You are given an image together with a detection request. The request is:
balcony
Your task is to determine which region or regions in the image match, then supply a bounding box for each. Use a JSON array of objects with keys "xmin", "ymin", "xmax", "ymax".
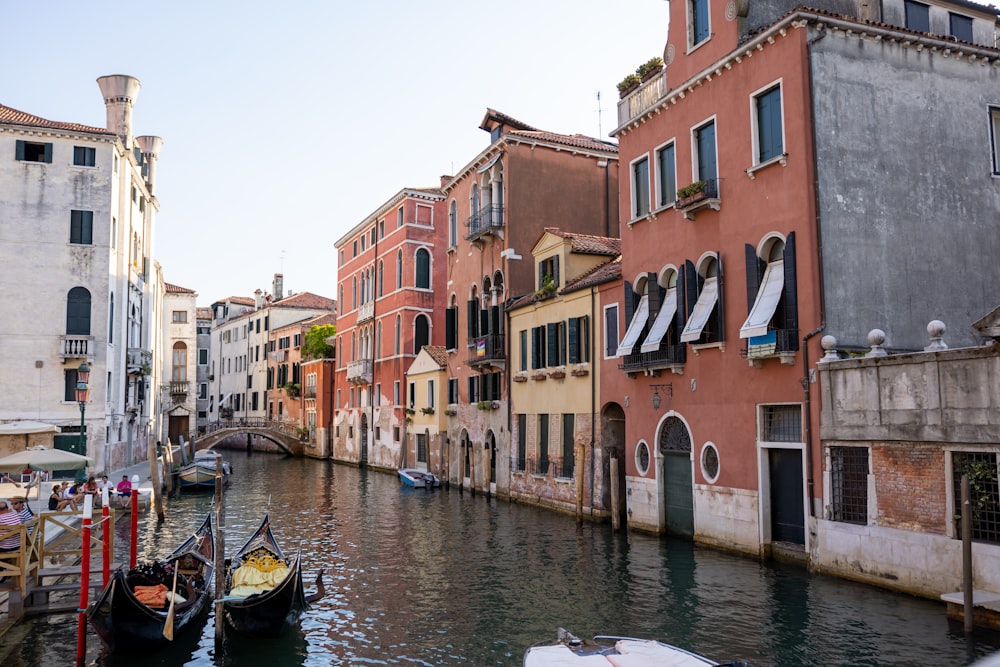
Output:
[
  {"xmin": 169, "ymin": 381, "xmax": 189, "ymax": 397},
  {"xmin": 617, "ymin": 70, "xmax": 667, "ymax": 127},
  {"xmin": 618, "ymin": 345, "xmax": 686, "ymax": 375},
  {"xmin": 127, "ymin": 347, "xmax": 152, "ymax": 375},
  {"xmin": 304, "ymin": 385, "xmax": 317, "ymax": 399},
  {"xmin": 60, "ymin": 335, "xmax": 94, "ymax": 361},
  {"xmin": 464, "ymin": 205, "xmax": 504, "ymax": 242},
  {"xmin": 347, "ymin": 358, "xmax": 373, "ymax": 385},
  {"xmin": 742, "ymin": 329, "xmax": 798, "ymax": 367},
  {"xmin": 468, "ymin": 334, "xmax": 505, "ymax": 368},
  {"xmin": 676, "ymin": 178, "xmax": 720, "ymax": 221},
  {"xmin": 357, "ymin": 301, "xmax": 374, "ymax": 323}
]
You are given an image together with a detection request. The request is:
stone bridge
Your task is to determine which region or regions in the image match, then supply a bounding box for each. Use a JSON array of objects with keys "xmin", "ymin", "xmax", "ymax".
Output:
[{"xmin": 191, "ymin": 419, "xmax": 305, "ymax": 457}]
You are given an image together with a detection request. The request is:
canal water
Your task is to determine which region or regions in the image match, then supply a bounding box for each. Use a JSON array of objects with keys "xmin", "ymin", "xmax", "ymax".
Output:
[{"xmin": 0, "ymin": 452, "xmax": 998, "ymax": 666}]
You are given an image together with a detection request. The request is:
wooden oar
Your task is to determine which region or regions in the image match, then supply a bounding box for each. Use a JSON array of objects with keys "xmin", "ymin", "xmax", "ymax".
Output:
[{"xmin": 163, "ymin": 564, "xmax": 180, "ymax": 640}]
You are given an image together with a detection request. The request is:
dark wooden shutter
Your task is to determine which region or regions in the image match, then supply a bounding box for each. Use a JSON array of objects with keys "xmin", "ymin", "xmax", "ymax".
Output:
[
  {"xmin": 15, "ymin": 140, "xmax": 25, "ymax": 161},
  {"xmin": 480, "ymin": 308, "xmax": 489, "ymax": 338},
  {"xmin": 547, "ymin": 323, "xmax": 558, "ymax": 367},
  {"xmin": 445, "ymin": 307, "xmax": 457, "ymax": 349},
  {"xmin": 66, "ymin": 287, "xmax": 91, "ymax": 335},
  {"xmin": 82, "ymin": 212, "xmax": 93, "ymax": 245},
  {"xmin": 582, "ymin": 315, "xmax": 590, "ymax": 362},
  {"xmin": 531, "ymin": 327, "xmax": 541, "ymax": 369},
  {"xmin": 716, "ymin": 253, "xmax": 725, "ymax": 343},
  {"xmin": 675, "ymin": 270, "xmax": 687, "ymax": 334},
  {"xmin": 647, "ymin": 272, "xmax": 661, "ymax": 319},
  {"xmin": 783, "ymin": 231, "xmax": 799, "ymax": 338},
  {"xmin": 745, "ymin": 243, "xmax": 764, "ymax": 311},
  {"xmin": 684, "ymin": 261, "xmax": 698, "ymax": 318},
  {"xmin": 491, "ymin": 372, "xmax": 501, "ymax": 399},
  {"xmin": 553, "ymin": 256, "xmax": 560, "ymax": 288},
  {"xmin": 467, "ymin": 300, "xmax": 478, "ymax": 337},
  {"xmin": 605, "ymin": 307, "xmax": 618, "ymax": 357},
  {"xmin": 568, "ymin": 318, "xmax": 580, "ymax": 364},
  {"xmin": 43, "ymin": 143, "xmax": 53, "ymax": 163},
  {"xmin": 490, "ymin": 305, "xmax": 500, "ymax": 335},
  {"xmin": 623, "ymin": 280, "xmax": 635, "ymax": 327}
]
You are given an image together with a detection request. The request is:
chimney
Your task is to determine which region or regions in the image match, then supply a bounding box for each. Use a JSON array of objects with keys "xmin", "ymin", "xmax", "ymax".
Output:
[
  {"xmin": 96, "ymin": 75, "xmax": 141, "ymax": 150},
  {"xmin": 254, "ymin": 289, "xmax": 264, "ymax": 310},
  {"xmin": 135, "ymin": 135, "xmax": 163, "ymax": 195},
  {"xmin": 273, "ymin": 274, "xmax": 284, "ymax": 302}
]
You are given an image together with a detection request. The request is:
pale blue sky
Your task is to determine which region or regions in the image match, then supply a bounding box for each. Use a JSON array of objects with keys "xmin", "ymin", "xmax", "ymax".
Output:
[{"xmin": 5, "ymin": 1, "xmax": 669, "ymax": 303}]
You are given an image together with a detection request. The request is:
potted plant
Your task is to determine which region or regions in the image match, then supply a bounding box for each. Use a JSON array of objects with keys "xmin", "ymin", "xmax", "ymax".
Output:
[
  {"xmin": 534, "ymin": 273, "xmax": 556, "ymax": 300},
  {"xmin": 636, "ymin": 56, "xmax": 664, "ymax": 82},
  {"xmin": 531, "ymin": 372, "xmax": 547, "ymax": 381},
  {"xmin": 405, "ymin": 407, "xmax": 416, "ymax": 415},
  {"xmin": 444, "ymin": 407, "xmax": 457, "ymax": 416},
  {"xmin": 490, "ymin": 400, "xmax": 501, "ymax": 410},
  {"xmin": 420, "ymin": 406, "xmax": 435, "ymax": 415},
  {"xmin": 548, "ymin": 369, "xmax": 566, "ymax": 379},
  {"xmin": 617, "ymin": 73, "xmax": 641, "ymax": 98},
  {"xmin": 676, "ymin": 181, "xmax": 708, "ymax": 207}
]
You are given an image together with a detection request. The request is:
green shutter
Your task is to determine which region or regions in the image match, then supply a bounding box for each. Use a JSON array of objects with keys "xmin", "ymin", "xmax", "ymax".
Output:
[{"xmin": 15, "ymin": 140, "xmax": 25, "ymax": 161}]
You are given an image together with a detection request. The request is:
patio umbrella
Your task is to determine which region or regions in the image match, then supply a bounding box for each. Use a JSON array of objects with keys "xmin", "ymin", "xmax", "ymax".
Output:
[{"xmin": 0, "ymin": 445, "xmax": 93, "ymax": 472}]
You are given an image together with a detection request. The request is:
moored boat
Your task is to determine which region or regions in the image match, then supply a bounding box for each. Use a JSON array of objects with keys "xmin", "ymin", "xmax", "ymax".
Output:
[
  {"xmin": 524, "ymin": 628, "xmax": 747, "ymax": 667},
  {"xmin": 88, "ymin": 515, "xmax": 215, "ymax": 653},
  {"xmin": 398, "ymin": 468, "xmax": 440, "ymax": 488},
  {"xmin": 221, "ymin": 514, "xmax": 309, "ymax": 637},
  {"xmin": 179, "ymin": 449, "xmax": 231, "ymax": 490}
]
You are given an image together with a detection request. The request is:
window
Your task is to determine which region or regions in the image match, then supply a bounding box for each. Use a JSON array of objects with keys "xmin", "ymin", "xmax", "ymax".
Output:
[
  {"xmin": 395, "ymin": 315, "xmax": 401, "ymax": 355},
  {"xmin": 760, "ymin": 405, "xmax": 802, "ymax": 442},
  {"xmin": 414, "ymin": 314, "xmax": 429, "ymax": 353},
  {"xmin": 449, "ymin": 200, "xmax": 457, "ymax": 246},
  {"xmin": 446, "ymin": 306, "xmax": 458, "ymax": 350},
  {"xmin": 70, "ymin": 210, "xmax": 94, "ymax": 245},
  {"xmin": 656, "ymin": 143, "xmax": 676, "ymax": 208},
  {"xmin": 468, "ymin": 376, "xmax": 480, "ymax": 403},
  {"xmin": 15, "ymin": 140, "xmax": 52, "ymax": 163},
  {"xmin": 830, "ymin": 446, "xmax": 869, "ymax": 525},
  {"xmin": 427, "ymin": 380, "xmax": 435, "ymax": 409},
  {"xmin": 172, "ymin": 342, "xmax": 187, "ymax": 381},
  {"xmin": 379, "ymin": 220, "xmax": 384, "ymax": 239},
  {"xmin": 531, "ymin": 326, "xmax": 546, "ymax": 369},
  {"xmin": 952, "ymin": 451, "xmax": 999, "ymax": 544},
  {"xmin": 396, "ymin": 251, "xmax": 403, "ymax": 289},
  {"xmin": 632, "ymin": 156, "xmax": 650, "ymax": 218},
  {"xmin": 397, "ymin": 206, "xmax": 404, "ymax": 228},
  {"xmin": 416, "ymin": 433, "xmax": 427, "ymax": 464},
  {"xmin": 538, "ymin": 255, "xmax": 559, "ymax": 292},
  {"xmin": 949, "ymin": 13, "xmax": 973, "ymax": 42},
  {"xmin": 73, "ymin": 146, "xmax": 96, "ymax": 167},
  {"xmin": 517, "ymin": 414, "xmax": 527, "ymax": 471},
  {"xmin": 199, "ymin": 349, "xmax": 208, "ymax": 365},
  {"xmin": 352, "ymin": 240, "xmax": 358, "ymax": 257},
  {"xmin": 448, "ymin": 378, "xmax": 458, "ymax": 404},
  {"xmin": 741, "ymin": 234, "xmax": 799, "ymax": 354},
  {"xmin": 619, "ymin": 281, "xmax": 651, "ymax": 356},
  {"xmin": 415, "ymin": 248, "xmax": 431, "ymax": 289},
  {"xmin": 604, "ymin": 304, "xmax": 619, "ymax": 358},
  {"xmin": 393, "ymin": 381, "xmax": 400, "ymax": 405},
  {"xmin": 66, "ymin": 287, "xmax": 92, "ymax": 335},
  {"xmin": 990, "ymin": 108, "xmax": 1000, "ymax": 175},
  {"xmin": 378, "ymin": 261, "xmax": 384, "ymax": 297},
  {"xmin": 561, "ymin": 414, "xmax": 575, "ymax": 478},
  {"xmin": 64, "ymin": 368, "xmax": 81, "ymax": 402},
  {"xmin": 546, "ymin": 321, "xmax": 566, "ymax": 367},
  {"xmin": 680, "ymin": 256, "xmax": 723, "ymax": 344},
  {"xmin": 753, "ymin": 85, "xmax": 784, "ymax": 164},
  {"xmin": 172, "ymin": 310, "xmax": 188, "ymax": 323},
  {"xmin": 538, "ymin": 414, "xmax": 550, "ymax": 474},
  {"xmin": 690, "ymin": 0, "xmax": 710, "ymax": 46},
  {"xmin": 905, "ymin": 0, "xmax": 930, "ymax": 32},
  {"xmin": 694, "ymin": 120, "xmax": 718, "ymax": 184},
  {"xmin": 641, "ymin": 270, "xmax": 680, "ymax": 353},
  {"xmin": 519, "ymin": 330, "xmax": 528, "ymax": 371}
]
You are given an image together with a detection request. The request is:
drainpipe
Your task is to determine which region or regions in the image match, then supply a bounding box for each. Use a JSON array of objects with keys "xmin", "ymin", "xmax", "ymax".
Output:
[
  {"xmin": 802, "ymin": 26, "xmax": 829, "ymax": 518},
  {"xmin": 602, "ymin": 159, "xmax": 612, "ymax": 239},
  {"xmin": 368, "ymin": 221, "xmax": 379, "ymax": 471},
  {"xmin": 589, "ymin": 286, "xmax": 597, "ymax": 517}
]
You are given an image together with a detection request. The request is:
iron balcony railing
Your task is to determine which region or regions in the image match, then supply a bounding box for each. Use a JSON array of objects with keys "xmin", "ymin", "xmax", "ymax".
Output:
[
  {"xmin": 618, "ymin": 344, "xmax": 686, "ymax": 373},
  {"xmin": 464, "ymin": 204, "xmax": 504, "ymax": 241},
  {"xmin": 742, "ymin": 328, "xmax": 799, "ymax": 360},
  {"xmin": 468, "ymin": 334, "xmax": 505, "ymax": 365}
]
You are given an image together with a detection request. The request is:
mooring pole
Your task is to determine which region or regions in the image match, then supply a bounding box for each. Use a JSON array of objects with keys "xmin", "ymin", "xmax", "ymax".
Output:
[
  {"xmin": 129, "ymin": 475, "xmax": 140, "ymax": 569},
  {"xmin": 962, "ymin": 474, "xmax": 973, "ymax": 634},
  {"xmin": 214, "ymin": 456, "xmax": 225, "ymax": 644},
  {"xmin": 75, "ymin": 494, "xmax": 93, "ymax": 667}
]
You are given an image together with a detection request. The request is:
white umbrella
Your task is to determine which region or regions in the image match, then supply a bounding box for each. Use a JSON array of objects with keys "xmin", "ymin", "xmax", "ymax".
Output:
[{"xmin": 0, "ymin": 445, "xmax": 92, "ymax": 473}]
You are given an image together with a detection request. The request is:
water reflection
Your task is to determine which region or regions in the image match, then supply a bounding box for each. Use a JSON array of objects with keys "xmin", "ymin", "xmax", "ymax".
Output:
[{"xmin": 0, "ymin": 453, "xmax": 997, "ymax": 666}]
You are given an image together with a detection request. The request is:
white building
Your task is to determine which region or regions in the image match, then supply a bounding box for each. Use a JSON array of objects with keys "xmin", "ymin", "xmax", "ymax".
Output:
[
  {"xmin": 160, "ymin": 282, "xmax": 198, "ymax": 447},
  {"xmin": 0, "ymin": 74, "xmax": 162, "ymax": 473}
]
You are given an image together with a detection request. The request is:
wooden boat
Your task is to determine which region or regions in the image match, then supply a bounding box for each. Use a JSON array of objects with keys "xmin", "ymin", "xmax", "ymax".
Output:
[
  {"xmin": 178, "ymin": 449, "xmax": 231, "ymax": 490},
  {"xmin": 221, "ymin": 514, "xmax": 307, "ymax": 637},
  {"xmin": 524, "ymin": 628, "xmax": 746, "ymax": 666},
  {"xmin": 88, "ymin": 515, "xmax": 215, "ymax": 653},
  {"xmin": 398, "ymin": 468, "xmax": 439, "ymax": 488}
]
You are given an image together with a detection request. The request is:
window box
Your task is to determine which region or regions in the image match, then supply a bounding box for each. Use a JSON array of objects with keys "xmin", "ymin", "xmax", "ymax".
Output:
[
  {"xmin": 420, "ymin": 407, "xmax": 435, "ymax": 415},
  {"xmin": 491, "ymin": 400, "xmax": 501, "ymax": 410},
  {"xmin": 548, "ymin": 369, "xmax": 566, "ymax": 379},
  {"xmin": 571, "ymin": 369, "xmax": 589, "ymax": 377},
  {"xmin": 513, "ymin": 375, "xmax": 528, "ymax": 383},
  {"xmin": 476, "ymin": 400, "xmax": 500, "ymax": 411},
  {"xmin": 444, "ymin": 408, "xmax": 457, "ymax": 416},
  {"xmin": 531, "ymin": 373, "xmax": 548, "ymax": 381},
  {"xmin": 676, "ymin": 179, "xmax": 720, "ymax": 221}
]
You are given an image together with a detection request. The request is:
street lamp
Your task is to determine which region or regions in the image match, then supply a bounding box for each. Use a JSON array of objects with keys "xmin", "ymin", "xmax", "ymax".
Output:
[{"xmin": 76, "ymin": 362, "xmax": 91, "ymax": 459}]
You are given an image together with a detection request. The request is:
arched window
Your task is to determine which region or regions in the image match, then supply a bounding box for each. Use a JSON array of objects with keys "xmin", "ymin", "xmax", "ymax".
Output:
[
  {"xmin": 415, "ymin": 248, "xmax": 431, "ymax": 289},
  {"xmin": 108, "ymin": 293, "xmax": 114, "ymax": 344},
  {"xmin": 66, "ymin": 287, "xmax": 92, "ymax": 335},
  {"xmin": 414, "ymin": 314, "xmax": 429, "ymax": 353},
  {"xmin": 396, "ymin": 250, "xmax": 403, "ymax": 289},
  {"xmin": 471, "ymin": 183, "xmax": 480, "ymax": 216},
  {"xmin": 172, "ymin": 342, "xmax": 187, "ymax": 381},
  {"xmin": 375, "ymin": 321, "xmax": 382, "ymax": 361},
  {"xmin": 378, "ymin": 260, "xmax": 384, "ymax": 297},
  {"xmin": 352, "ymin": 277, "xmax": 357, "ymax": 309},
  {"xmin": 394, "ymin": 315, "xmax": 401, "ymax": 355},
  {"xmin": 449, "ymin": 200, "xmax": 457, "ymax": 246}
]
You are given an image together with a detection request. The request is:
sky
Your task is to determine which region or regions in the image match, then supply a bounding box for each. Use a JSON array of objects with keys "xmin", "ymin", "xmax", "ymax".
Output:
[{"xmin": 4, "ymin": 0, "xmax": 670, "ymax": 305}]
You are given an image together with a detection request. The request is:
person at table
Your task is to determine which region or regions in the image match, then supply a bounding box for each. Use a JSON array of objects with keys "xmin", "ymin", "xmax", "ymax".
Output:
[
  {"xmin": 49, "ymin": 484, "xmax": 77, "ymax": 512},
  {"xmin": 116, "ymin": 475, "xmax": 132, "ymax": 508}
]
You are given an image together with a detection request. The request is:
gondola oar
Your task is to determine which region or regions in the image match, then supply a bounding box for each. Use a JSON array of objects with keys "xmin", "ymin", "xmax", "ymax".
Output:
[{"xmin": 163, "ymin": 564, "xmax": 179, "ymax": 640}]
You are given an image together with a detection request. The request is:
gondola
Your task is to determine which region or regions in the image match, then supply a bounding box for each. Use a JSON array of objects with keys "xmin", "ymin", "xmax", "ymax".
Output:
[
  {"xmin": 221, "ymin": 514, "xmax": 308, "ymax": 637},
  {"xmin": 88, "ymin": 514, "xmax": 215, "ymax": 654}
]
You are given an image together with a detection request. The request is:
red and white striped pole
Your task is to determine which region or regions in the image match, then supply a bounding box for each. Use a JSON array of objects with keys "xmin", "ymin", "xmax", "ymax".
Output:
[
  {"xmin": 76, "ymin": 494, "xmax": 94, "ymax": 667},
  {"xmin": 101, "ymin": 485, "xmax": 110, "ymax": 587},
  {"xmin": 129, "ymin": 475, "xmax": 139, "ymax": 569}
]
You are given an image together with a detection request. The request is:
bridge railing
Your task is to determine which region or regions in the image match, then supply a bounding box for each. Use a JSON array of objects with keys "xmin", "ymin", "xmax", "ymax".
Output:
[{"xmin": 189, "ymin": 418, "xmax": 301, "ymax": 443}]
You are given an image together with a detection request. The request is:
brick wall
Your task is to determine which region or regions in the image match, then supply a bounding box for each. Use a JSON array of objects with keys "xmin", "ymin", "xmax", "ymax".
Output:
[{"xmin": 872, "ymin": 442, "xmax": 946, "ymax": 534}]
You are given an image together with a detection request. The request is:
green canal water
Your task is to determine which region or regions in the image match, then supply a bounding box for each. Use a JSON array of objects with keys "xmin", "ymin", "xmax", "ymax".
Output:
[{"xmin": 0, "ymin": 452, "xmax": 998, "ymax": 666}]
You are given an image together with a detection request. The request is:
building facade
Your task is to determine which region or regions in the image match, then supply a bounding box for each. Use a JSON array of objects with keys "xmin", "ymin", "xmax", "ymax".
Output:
[{"xmin": 160, "ymin": 282, "xmax": 198, "ymax": 447}]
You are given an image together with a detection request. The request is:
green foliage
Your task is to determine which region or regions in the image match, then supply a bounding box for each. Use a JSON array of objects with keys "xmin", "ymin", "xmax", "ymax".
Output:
[
  {"xmin": 676, "ymin": 181, "xmax": 707, "ymax": 199},
  {"xmin": 636, "ymin": 56, "xmax": 664, "ymax": 78},
  {"xmin": 301, "ymin": 324, "xmax": 337, "ymax": 360},
  {"xmin": 535, "ymin": 273, "xmax": 556, "ymax": 299},
  {"xmin": 958, "ymin": 459, "xmax": 999, "ymax": 525},
  {"xmin": 616, "ymin": 73, "xmax": 641, "ymax": 95}
]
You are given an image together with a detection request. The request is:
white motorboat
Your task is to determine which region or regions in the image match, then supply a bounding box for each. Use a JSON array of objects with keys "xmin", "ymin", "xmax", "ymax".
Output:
[
  {"xmin": 398, "ymin": 468, "xmax": 439, "ymax": 489},
  {"xmin": 524, "ymin": 628, "xmax": 746, "ymax": 667},
  {"xmin": 179, "ymin": 449, "xmax": 231, "ymax": 490}
]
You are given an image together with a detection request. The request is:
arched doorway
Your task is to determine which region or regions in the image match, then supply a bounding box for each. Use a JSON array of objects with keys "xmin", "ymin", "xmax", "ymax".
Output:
[
  {"xmin": 659, "ymin": 416, "xmax": 694, "ymax": 537},
  {"xmin": 485, "ymin": 429, "xmax": 497, "ymax": 491},
  {"xmin": 601, "ymin": 403, "xmax": 627, "ymax": 526},
  {"xmin": 460, "ymin": 429, "xmax": 471, "ymax": 485}
]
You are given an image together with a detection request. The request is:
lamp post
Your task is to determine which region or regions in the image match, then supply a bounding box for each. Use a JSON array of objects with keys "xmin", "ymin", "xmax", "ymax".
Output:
[{"xmin": 75, "ymin": 362, "xmax": 91, "ymax": 461}]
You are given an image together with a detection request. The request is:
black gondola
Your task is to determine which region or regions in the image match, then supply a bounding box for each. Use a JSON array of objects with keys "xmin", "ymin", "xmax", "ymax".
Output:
[
  {"xmin": 222, "ymin": 514, "xmax": 307, "ymax": 637},
  {"xmin": 88, "ymin": 514, "xmax": 215, "ymax": 653}
]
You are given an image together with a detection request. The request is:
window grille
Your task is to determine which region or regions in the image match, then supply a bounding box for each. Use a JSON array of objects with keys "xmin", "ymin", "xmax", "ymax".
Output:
[
  {"xmin": 952, "ymin": 451, "xmax": 1000, "ymax": 545},
  {"xmin": 830, "ymin": 446, "xmax": 868, "ymax": 524},
  {"xmin": 761, "ymin": 405, "xmax": 801, "ymax": 442}
]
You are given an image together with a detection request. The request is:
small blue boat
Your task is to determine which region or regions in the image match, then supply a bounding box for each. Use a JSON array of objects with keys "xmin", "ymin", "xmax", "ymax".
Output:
[{"xmin": 398, "ymin": 468, "xmax": 439, "ymax": 489}]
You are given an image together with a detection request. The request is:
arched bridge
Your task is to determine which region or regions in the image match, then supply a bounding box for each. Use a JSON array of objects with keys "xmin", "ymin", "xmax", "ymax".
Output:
[{"xmin": 191, "ymin": 418, "xmax": 305, "ymax": 457}]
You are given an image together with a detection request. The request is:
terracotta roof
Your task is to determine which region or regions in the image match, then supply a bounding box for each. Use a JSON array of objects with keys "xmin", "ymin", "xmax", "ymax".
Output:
[
  {"xmin": 479, "ymin": 109, "xmax": 539, "ymax": 132},
  {"xmin": 563, "ymin": 256, "xmax": 623, "ymax": 294},
  {"xmin": 301, "ymin": 313, "xmax": 337, "ymax": 327},
  {"xmin": 544, "ymin": 228, "xmax": 621, "ymax": 256},
  {"xmin": 272, "ymin": 292, "xmax": 335, "ymax": 310},
  {"xmin": 0, "ymin": 104, "xmax": 114, "ymax": 135},
  {"xmin": 507, "ymin": 130, "xmax": 618, "ymax": 153},
  {"xmin": 196, "ymin": 307, "xmax": 213, "ymax": 320},
  {"xmin": 164, "ymin": 282, "xmax": 195, "ymax": 294},
  {"xmin": 224, "ymin": 296, "xmax": 255, "ymax": 307},
  {"xmin": 422, "ymin": 345, "xmax": 449, "ymax": 367}
]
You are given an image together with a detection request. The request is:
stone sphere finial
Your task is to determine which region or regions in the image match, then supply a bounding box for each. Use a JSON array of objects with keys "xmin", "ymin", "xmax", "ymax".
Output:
[
  {"xmin": 819, "ymin": 335, "xmax": 839, "ymax": 362},
  {"xmin": 925, "ymin": 319, "xmax": 948, "ymax": 351},
  {"xmin": 866, "ymin": 329, "xmax": 887, "ymax": 357}
]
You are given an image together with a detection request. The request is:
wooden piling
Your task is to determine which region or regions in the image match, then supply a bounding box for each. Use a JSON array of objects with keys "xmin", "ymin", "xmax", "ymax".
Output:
[{"xmin": 214, "ymin": 456, "xmax": 225, "ymax": 644}]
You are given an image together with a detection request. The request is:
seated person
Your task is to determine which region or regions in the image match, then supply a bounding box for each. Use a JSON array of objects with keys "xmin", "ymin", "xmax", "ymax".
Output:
[
  {"xmin": 116, "ymin": 475, "xmax": 133, "ymax": 508},
  {"xmin": 82, "ymin": 476, "xmax": 99, "ymax": 506},
  {"xmin": 48, "ymin": 484, "xmax": 78, "ymax": 512}
]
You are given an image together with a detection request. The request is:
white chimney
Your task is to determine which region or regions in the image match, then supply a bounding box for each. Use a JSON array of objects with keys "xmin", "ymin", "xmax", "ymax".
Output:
[
  {"xmin": 273, "ymin": 274, "xmax": 284, "ymax": 302},
  {"xmin": 96, "ymin": 75, "xmax": 141, "ymax": 150},
  {"xmin": 135, "ymin": 135, "xmax": 162, "ymax": 194}
]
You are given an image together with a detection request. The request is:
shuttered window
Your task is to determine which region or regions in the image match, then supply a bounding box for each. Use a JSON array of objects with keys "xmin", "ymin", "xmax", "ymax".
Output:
[
  {"xmin": 70, "ymin": 210, "xmax": 94, "ymax": 245},
  {"xmin": 755, "ymin": 86, "xmax": 783, "ymax": 163}
]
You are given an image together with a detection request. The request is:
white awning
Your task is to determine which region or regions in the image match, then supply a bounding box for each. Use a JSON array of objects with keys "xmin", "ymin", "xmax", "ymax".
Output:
[
  {"xmin": 740, "ymin": 260, "xmax": 784, "ymax": 339},
  {"xmin": 221, "ymin": 393, "xmax": 233, "ymax": 407},
  {"xmin": 680, "ymin": 277, "xmax": 719, "ymax": 343},
  {"xmin": 640, "ymin": 289, "xmax": 678, "ymax": 353},
  {"xmin": 617, "ymin": 295, "xmax": 650, "ymax": 356},
  {"xmin": 0, "ymin": 421, "xmax": 61, "ymax": 435}
]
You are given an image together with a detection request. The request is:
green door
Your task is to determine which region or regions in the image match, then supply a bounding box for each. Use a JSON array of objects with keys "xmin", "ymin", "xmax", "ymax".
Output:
[
  {"xmin": 769, "ymin": 448, "xmax": 805, "ymax": 545},
  {"xmin": 664, "ymin": 451, "xmax": 694, "ymax": 537},
  {"xmin": 53, "ymin": 432, "xmax": 85, "ymax": 480}
]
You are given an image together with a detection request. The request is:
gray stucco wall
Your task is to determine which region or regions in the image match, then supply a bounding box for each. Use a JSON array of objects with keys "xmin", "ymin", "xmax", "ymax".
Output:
[{"xmin": 810, "ymin": 26, "xmax": 1000, "ymax": 350}]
